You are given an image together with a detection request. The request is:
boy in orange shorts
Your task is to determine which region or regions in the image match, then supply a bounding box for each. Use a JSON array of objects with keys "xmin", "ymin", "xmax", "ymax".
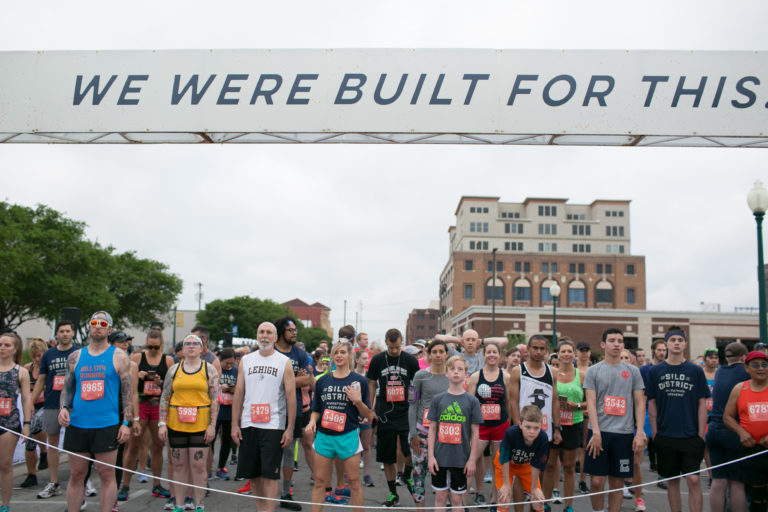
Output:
[{"xmin": 495, "ymin": 405, "xmax": 549, "ymax": 512}]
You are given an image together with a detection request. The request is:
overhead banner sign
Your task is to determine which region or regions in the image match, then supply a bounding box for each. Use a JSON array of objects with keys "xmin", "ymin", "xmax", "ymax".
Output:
[{"xmin": 0, "ymin": 49, "xmax": 766, "ymax": 140}]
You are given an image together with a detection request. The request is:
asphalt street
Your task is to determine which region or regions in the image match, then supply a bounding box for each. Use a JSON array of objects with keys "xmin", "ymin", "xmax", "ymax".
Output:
[{"xmin": 10, "ymin": 443, "xmax": 716, "ymax": 512}]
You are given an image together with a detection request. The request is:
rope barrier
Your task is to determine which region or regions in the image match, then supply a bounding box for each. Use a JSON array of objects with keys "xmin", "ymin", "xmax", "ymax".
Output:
[{"xmin": 4, "ymin": 424, "xmax": 766, "ymax": 510}]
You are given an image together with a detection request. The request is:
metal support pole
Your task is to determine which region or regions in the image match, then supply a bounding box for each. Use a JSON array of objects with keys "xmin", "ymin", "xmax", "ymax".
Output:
[
  {"xmin": 492, "ymin": 248, "xmax": 497, "ymax": 337},
  {"xmin": 756, "ymin": 212, "xmax": 767, "ymax": 344},
  {"xmin": 552, "ymin": 296, "xmax": 558, "ymax": 350}
]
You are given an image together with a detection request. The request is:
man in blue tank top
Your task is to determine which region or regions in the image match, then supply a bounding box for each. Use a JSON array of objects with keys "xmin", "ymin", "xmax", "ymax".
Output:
[{"xmin": 59, "ymin": 311, "xmax": 134, "ymax": 512}]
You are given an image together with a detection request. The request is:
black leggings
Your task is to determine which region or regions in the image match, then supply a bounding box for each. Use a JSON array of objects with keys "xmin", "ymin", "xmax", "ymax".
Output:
[{"xmin": 216, "ymin": 420, "xmax": 232, "ymax": 470}]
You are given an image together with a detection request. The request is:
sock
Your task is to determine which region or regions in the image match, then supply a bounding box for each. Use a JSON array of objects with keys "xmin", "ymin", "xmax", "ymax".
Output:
[
  {"xmin": 282, "ymin": 479, "xmax": 291, "ymax": 496},
  {"xmin": 388, "ymin": 480, "xmax": 397, "ymax": 494},
  {"xmin": 403, "ymin": 465, "xmax": 413, "ymax": 481}
]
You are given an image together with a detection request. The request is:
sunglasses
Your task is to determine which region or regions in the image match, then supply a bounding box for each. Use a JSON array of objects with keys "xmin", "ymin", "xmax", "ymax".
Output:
[
  {"xmin": 90, "ymin": 319, "xmax": 110, "ymax": 327},
  {"xmin": 184, "ymin": 341, "xmax": 202, "ymax": 347},
  {"xmin": 146, "ymin": 345, "xmax": 162, "ymax": 350},
  {"xmin": 749, "ymin": 361, "xmax": 768, "ymax": 369}
]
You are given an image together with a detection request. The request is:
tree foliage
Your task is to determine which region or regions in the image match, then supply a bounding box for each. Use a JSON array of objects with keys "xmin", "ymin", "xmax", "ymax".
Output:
[
  {"xmin": 0, "ymin": 201, "xmax": 182, "ymax": 332},
  {"xmin": 196, "ymin": 295, "xmax": 331, "ymax": 349}
]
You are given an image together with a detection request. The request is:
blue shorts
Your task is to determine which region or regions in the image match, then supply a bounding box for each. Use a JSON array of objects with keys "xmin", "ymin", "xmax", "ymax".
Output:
[
  {"xmin": 583, "ymin": 430, "xmax": 634, "ymax": 479},
  {"xmin": 706, "ymin": 422, "xmax": 745, "ymax": 481},
  {"xmin": 313, "ymin": 429, "xmax": 362, "ymax": 461}
]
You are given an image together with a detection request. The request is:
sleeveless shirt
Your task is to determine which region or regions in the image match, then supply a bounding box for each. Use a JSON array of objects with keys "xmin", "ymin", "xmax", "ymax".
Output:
[
  {"xmin": 476, "ymin": 368, "xmax": 508, "ymax": 427},
  {"xmin": 736, "ymin": 380, "xmax": 768, "ymax": 443},
  {"xmin": 0, "ymin": 365, "xmax": 21, "ymax": 430},
  {"xmin": 167, "ymin": 361, "xmax": 211, "ymax": 432},
  {"xmin": 71, "ymin": 345, "xmax": 121, "ymax": 429},
  {"xmin": 519, "ymin": 361, "xmax": 554, "ymax": 440},
  {"xmin": 138, "ymin": 351, "xmax": 169, "ymax": 400},
  {"xmin": 241, "ymin": 350, "xmax": 288, "ymax": 431},
  {"xmin": 557, "ymin": 367, "xmax": 584, "ymax": 425}
]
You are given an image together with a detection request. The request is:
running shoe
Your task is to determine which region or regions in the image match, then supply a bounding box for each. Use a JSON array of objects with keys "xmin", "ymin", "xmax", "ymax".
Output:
[
  {"xmin": 80, "ymin": 500, "xmax": 87, "ymax": 510},
  {"xmin": 363, "ymin": 475, "xmax": 375, "ymax": 487},
  {"xmin": 293, "ymin": 460, "xmax": 299, "ymax": 471},
  {"xmin": 1, "ymin": 506, "xmax": 8, "ymax": 512},
  {"xmin": 552, "ymin": 489, "xmax": 562, "ymax": 504},
  {"xmin": 195, "ymin": 507, "xmax": 204, "ymax": 512},
  {"xmin": 237, "ymin": 481, "xmax": 252, "ymax": 494},
  {"xmin": 137, "ymin": 472, "xmax": 148, "ymax": 483},
  {"xmin": 474, "ymin": 493, "xmax": 486, "ymax": 506},
  {"xmin": 184, "ymin": 496, "xmax": 195, "ymax": 510},
  {"xmin": 335, "ymin": 486, "xmax": 351, "ymax": 499},
  {"xmin": 484, "ymin": 470, "xmax": 493, "ymax": 483},
  {"xmin": 624, "ymin": 480, "xmax": 635, "ymax": 494},
  {"xmin": 564, "ymin": 506, "xmax": 574, "ymax": 512},
  {"xmin": 578, "ymin": 481, "xmax": 589, "ymax": 494},
  {"xmin": 657, "ymin": 477, "xmax": 667, "ymax": 490},
  {"xmin": 324, "ymin": 492, "xmax": 346, "ymax": 505},
  {"xmin": 383, "ymin": 493, "xmax": 400, "ymax": 507},
  {"xmin": 20, "ymin": 474, "xmax": 38, "ymax": 488},
  {"xmin": 112, "ymin": 501, "xmax": 119, "ymax": 512},
  {"xmin": 207, "ymin": 471, "xmax": 214, "ymax": 481},
  {"xmin": 117, "ymin": 486, "xmax": 129, "ymax": 501},
  {"xmin": 229, "ymin": 454, "xmax": 238, "ymax": 466},
  {"xmin": 85, "ymin": 479, "xmax": 98, "ymax": 497},
  {"xmin": 172, "ymin": 508, "xmax": 184, "ymax": 512},
  {"xmin": 164, "ymin": 497, "xmax": 176, "ymax": 510},
  {"xmin": 152, "ymin": 485, "xmax": 171, "ymax": 498},
  {"xmin": 623, "ymin": 486, "xmax": 632, "ymax": 499},
  {"xmin": 215, "ymin": 469, "xmax": 230, "ymax": 480},
  {"xmin": 279, "ymin": 494, "xmax": 302, "ymax": 511},
  {"xmin": 489, "ymin": 504, "xmax": 498, "ymax": 512},
  {"xmin": 634, "ymin": 498, "xmax": 647, "ymax": 511},
  {"xmin": 543, "ymin": 504, "xmax": 551, "ymax": 512},
  {"xmin": 395, "ymin": 472, "xmax": 404, "ymax": 486},
  {"xmin": 37, "ymin": 481, "xmax": 62, "ymax": 499},
  {"xmin": 38, "ymin": 452, "xmax": 48, "ymax": 470},
  {"xmin": 405, "ymin": 478, "xmax": 416, "ymax": 501}
]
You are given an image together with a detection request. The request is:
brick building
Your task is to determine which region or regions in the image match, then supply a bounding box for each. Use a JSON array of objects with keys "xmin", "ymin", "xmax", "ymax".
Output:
[
  {"xmin": 282, "ymin": 298, "xmax": 333, "ymax": 338},
  {"xmin": 439, "ymin": 196, "xmax": 646, "ymax": 333},
  {"xmin": 405, "ymin": 307, "xmax": 439, "ymax": 344}
]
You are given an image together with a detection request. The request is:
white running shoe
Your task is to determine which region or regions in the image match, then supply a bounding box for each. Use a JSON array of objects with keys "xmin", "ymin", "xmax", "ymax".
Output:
[{"xmin": 85, "ymin": 479, "xmax": 98, "ymax": 497}]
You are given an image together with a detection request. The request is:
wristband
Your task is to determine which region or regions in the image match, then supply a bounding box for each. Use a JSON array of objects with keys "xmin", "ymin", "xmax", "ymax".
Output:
[
  {"xmin": 158, "ymin": 421, "xmax": 167, "ymax": 427},
  {"xmin": 23, "ymin": 421, "xmax": 31, "ymax": 425},
  {"xmin": 121, "ymin": 420, "xmax": 130, "ymax": 426},
  {"xmin": 133, "ymin": 416, "xmax": 140, "ymax": 422}
]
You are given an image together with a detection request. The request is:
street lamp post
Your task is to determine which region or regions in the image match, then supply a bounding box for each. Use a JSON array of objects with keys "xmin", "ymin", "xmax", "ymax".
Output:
[
  {"xmin": 748, "ymin": 180, "xmax": 768, "ymax": 344},
  {"xmin": 550, "ymin": 282, "xmax": 561, "ymax": 350},
  {"xmin": 492, "ymin": 248, "xmax": 498, "ymax": 337},
  {"xmin": 171, "ymin": 301, "xmax": 179, "ymax": 350}
]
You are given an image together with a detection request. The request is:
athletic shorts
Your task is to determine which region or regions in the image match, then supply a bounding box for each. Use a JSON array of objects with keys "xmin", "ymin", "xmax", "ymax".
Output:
[
  {"xmin": 480, "ymin": 421, "xmax": 510, "ymax": 442},
  {"xmin": 559, "ymin": 423, "xmax": 584, "ymax": 451},
  {"xmin": 706, "ymin": 422, "xmax": 745, "ymax": 481},
  {"xmin": 741, "ymin": 446, "xmax": 768, "ymax": 486},
  {"xmin": 583, "ymin": 430, "xmax": 634, "ymax": 478},
  {"xmin": 236, "ymin": 427, "xmax": 283, "ymax": 480},
  {"xmin": 63, "ymin": 424, "xmax": 119, "ymax": 454},
  {"xmin": 314, "ymin": 430, "xmax": 363, "ymax": 461},
  {"xmin": 42, "ymin": 408, "xmax": 62, "ymax": 435},
  {"xmin": 293, "ymin": 411, "xmax": 309, "ymax": 439},
  {"xmin": 376, "ymin": 422, "xmax": 410, "ymax": 464},
  {"xmin": 654, "ymin": 434, "xmax": 705, "ymax": 478},
  {"xmin": 139, "ymin": 401, "xmax": 160, "ymax": 422},
  {"xmin": 167, "ymin": 427, "xmax": 208, "ymax": 449},
  {"xmin": 493, "ymin": 451, "xmax": 542, "ymax": 495},
  {"xmin": 431, "ymin": 466, "xmax": 467, "ymax": 494}
]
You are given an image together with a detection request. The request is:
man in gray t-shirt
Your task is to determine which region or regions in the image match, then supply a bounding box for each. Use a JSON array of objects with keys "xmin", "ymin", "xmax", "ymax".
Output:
[
  {"xmin": 583, "ymin": 328, "xmax": 647, "ymax": 512},
  {"xmin": 584, "ymin": 360, "xmax": 644, "ymax": 434}
]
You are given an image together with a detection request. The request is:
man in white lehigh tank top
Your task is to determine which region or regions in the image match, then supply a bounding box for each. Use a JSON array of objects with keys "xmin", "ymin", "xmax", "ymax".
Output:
[{"xmin": 231, "ymin": 322, "xmax": 296, "ymax": 512}]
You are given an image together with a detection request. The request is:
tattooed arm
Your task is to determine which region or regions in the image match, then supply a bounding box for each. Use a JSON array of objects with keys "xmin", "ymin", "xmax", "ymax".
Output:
[
  {"xmin": 58, "ymin": 350, "xmax": 81, "ymax": 427},
  {"xmin": 115, "ymin": 348, "xmax": 133, "ymax": 444},
  {"xmin": 204, "ymin": 362, "xmax": 220, "ymax": 443},
  {"xmin": 158, "ymin": 363, "xmax": 178, "ymax": 443}
]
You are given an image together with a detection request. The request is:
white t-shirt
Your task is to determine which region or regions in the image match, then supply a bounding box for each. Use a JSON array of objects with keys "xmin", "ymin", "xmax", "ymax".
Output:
[{"xmin": 241, "ymin": 350, "xmax": 288, "ymax": 430}]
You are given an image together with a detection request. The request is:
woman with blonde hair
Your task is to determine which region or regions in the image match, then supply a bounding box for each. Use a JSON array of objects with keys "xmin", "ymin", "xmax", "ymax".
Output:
[{"xmin": 20, "ymin": 337, "xmax": 48, "ymax": 489}]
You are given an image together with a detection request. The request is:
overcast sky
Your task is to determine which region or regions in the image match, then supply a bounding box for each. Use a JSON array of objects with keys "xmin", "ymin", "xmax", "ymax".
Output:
[{"xmin": 2, "ymin": 1, "xmax": 767, "ymax": 341}]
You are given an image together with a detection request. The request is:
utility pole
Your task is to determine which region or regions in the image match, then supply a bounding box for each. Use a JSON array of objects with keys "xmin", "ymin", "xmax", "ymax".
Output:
[
  {"xmin": 196, "ymin": 282, "xmax": 203, "ymax": 311},
  {"xmin": 355, "ymin": 312, "xmax": 359, "ymax": 332},
  {"xmin": 343, "ymin": 300, "xmax": 347, "ymax": 325}
]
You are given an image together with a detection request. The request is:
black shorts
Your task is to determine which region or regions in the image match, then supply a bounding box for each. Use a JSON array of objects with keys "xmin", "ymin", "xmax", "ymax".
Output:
[
  {"xmin": 376, "ymin": 422, "xmax": 410, "ymax": 464},
  {"xmin": 168, "ymin": 427, "xmax": 208, "ymax": 449},
  {"xmin": 741, "ymin": 446, "xmax": 768, "ymax": 486},
  {"xmin": 431, "ymin": 466, "xmax": 467, "ymax": 494},
  {"xmin": 583, "ymin": 430, "xmax": 634, "ymax": 479},
  {"xmin": 706, "ymin": 423, "xmax": 745, "ymax": 481},
  {"xmin": 64, "ymin": 424, "xmax": 119, "ymax": 454},
  {"xmin": 293, "ymin": 411, "xmax": 309, "ymax": 439},
  {"xmin": 558, "ymin": 423, "xmax": 584, "ymax": 451},
  {"xmin": 654, "ymin": 434, "xmax": 705, "ymax": 478},
  {"xmin": 236, "ymin": 427, "xmax": 284, "ymax": 480}
]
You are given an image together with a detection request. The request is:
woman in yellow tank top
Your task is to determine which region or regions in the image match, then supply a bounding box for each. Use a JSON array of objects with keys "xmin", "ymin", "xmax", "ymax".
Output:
[{"xmin": 158, "ymin": 335, "xmax": 220, "ymax": 512}]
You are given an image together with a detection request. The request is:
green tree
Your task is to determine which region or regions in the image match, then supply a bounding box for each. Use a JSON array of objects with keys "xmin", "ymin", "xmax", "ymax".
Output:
[
  {"xmin": 0, "ymin": 201, "xmax": 182, "ymax": 332},
  {"xmin": 196, "ymin": 296, "xmax": 296, "ymax": 341},
  {"xmin": 299, "ymin": 326, "xmax": 332, "ymax": 352}
]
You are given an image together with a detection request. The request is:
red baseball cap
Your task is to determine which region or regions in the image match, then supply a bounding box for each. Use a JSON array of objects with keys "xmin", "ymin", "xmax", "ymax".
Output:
[{"xmin": 745, "ymin": 350, "xmax": 768, "ymax": 363}]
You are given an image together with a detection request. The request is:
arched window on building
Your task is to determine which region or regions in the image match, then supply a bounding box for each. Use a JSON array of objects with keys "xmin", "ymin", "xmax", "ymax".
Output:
[
  {"xmin": 595, "ymin": 280, "xmax": 614, "ymax": 307},
  {"xmin": 513, "ymin": 278, "xmax": 532, "ymax": 304},
  {"xmin": 568, "ymin": 280, "xmax": 586, "ymax": 306},
  {"xmin": 486, "ymin": 277, "xmax": 505, "ymax": 304},
  {"xmin": 541, "ymin": 278, "xmax": 558, "ymax": 304}
]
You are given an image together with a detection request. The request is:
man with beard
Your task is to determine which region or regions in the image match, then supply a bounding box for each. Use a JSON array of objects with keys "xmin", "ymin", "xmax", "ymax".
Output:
[
  {"xmin": 58, "ymin": 311, "xmax": 134, "ymax": 512},
  {"xmin": 274, "ymin": 316, "xmax": 314, "ymax": 511},
  {"xmin": 232, "ymin": 322, "xmax": 296, "ymax": 512}
]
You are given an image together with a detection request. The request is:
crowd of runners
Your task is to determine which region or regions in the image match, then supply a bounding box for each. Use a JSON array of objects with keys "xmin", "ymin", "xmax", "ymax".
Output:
[{"xmin": 1, "ymin": 311, "xmax": 767, "ymax": 512}]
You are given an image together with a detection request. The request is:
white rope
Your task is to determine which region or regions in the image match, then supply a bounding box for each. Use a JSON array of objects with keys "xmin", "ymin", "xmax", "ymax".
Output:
[{"xmin": 5, "ymin": 424, "xmax": 766, "ymax": 510}]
